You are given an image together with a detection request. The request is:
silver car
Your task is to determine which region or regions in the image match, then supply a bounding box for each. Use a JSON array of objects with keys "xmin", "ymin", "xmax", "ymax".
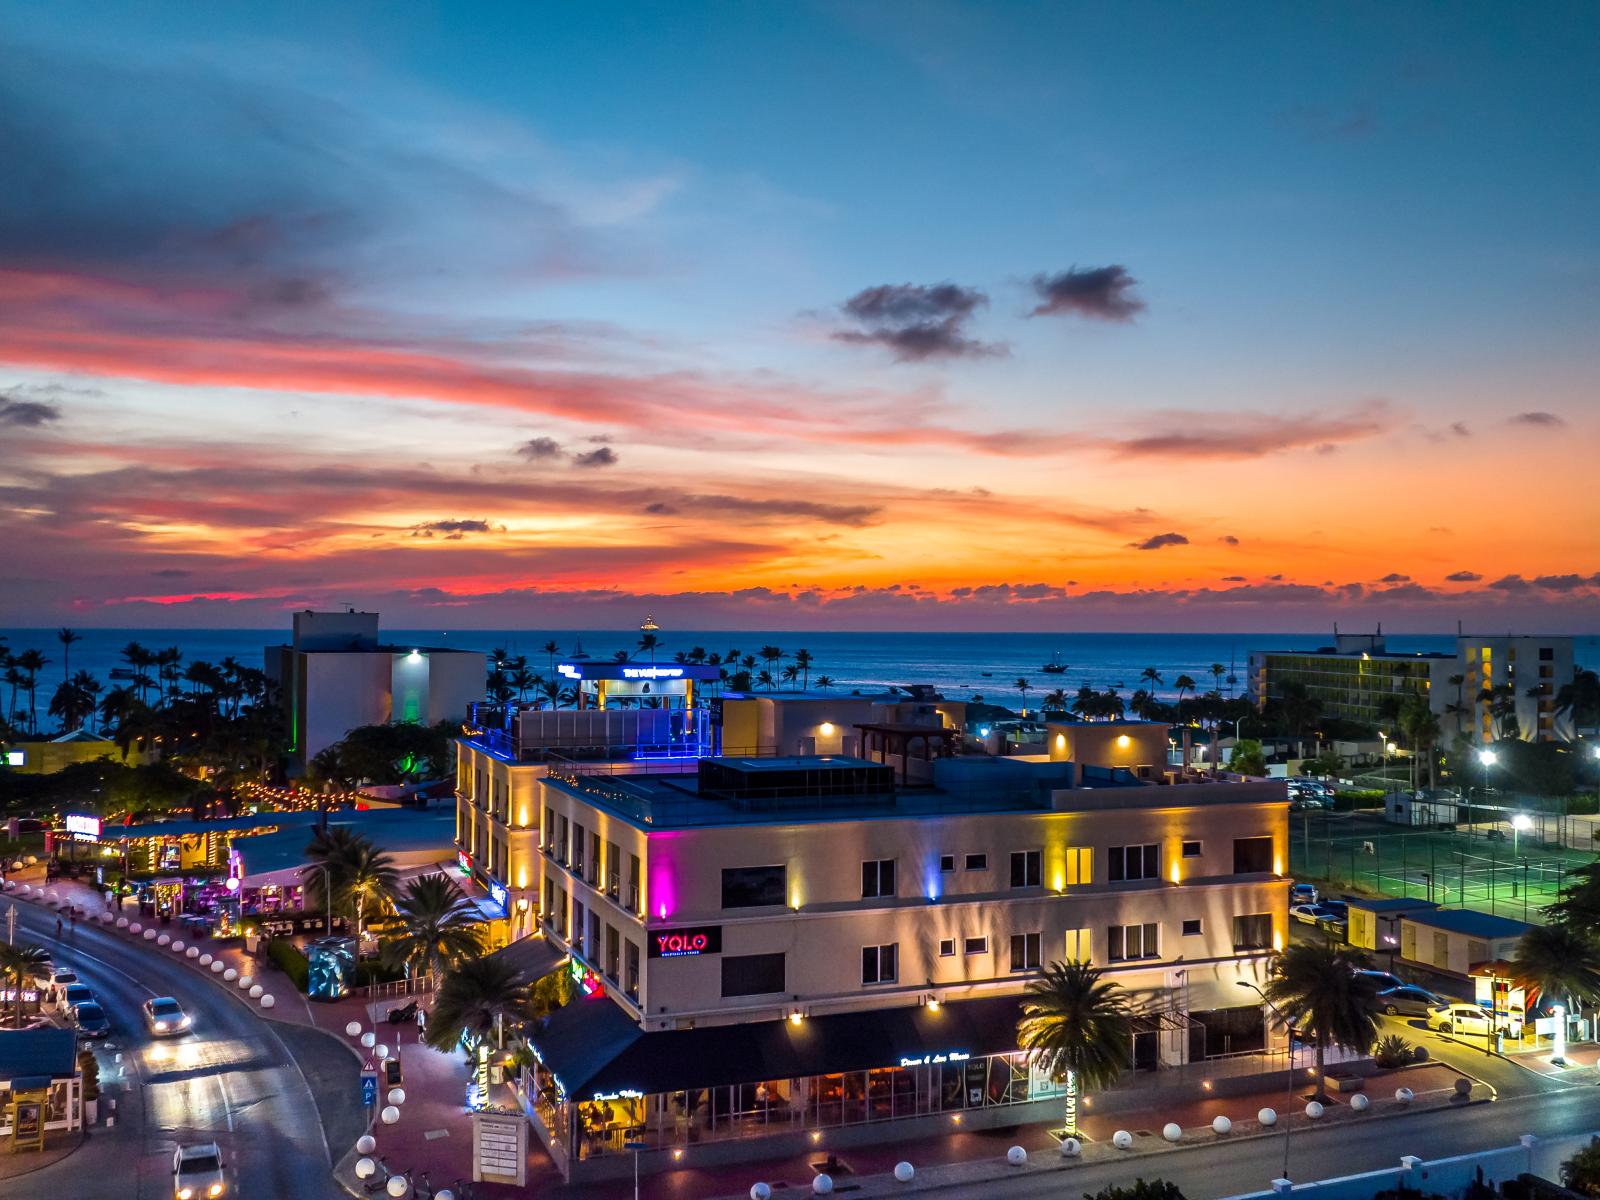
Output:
[{"xmin": 173, "ymin": 1142, "xmax": 228, "ymax": 1199}]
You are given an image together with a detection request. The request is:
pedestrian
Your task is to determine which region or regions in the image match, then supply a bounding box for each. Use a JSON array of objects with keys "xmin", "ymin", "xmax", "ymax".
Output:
[
  {"xmin": 55, "ymin": 917, "xmax": 63, "ymax": 939},
  {"xmin": 415, "ymin": 1004, "xmax": 427, "ymax": 1041}
]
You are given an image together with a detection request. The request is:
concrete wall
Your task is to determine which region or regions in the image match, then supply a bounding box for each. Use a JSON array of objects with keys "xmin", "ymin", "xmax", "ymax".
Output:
[
  {"xmin": 420, "ymin": 650, "xmax": 485, "ymax": 725},
  {"xmin": 1044, "ymin": 721, "xmax": 1171, "ymax": 775}
]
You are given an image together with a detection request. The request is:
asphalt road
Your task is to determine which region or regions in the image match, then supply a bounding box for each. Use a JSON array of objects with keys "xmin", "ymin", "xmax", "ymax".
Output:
[
  {"xmin": 933, "ymin": 1084, "xmax": 1600, "ymax": 1200},
  {"xmin": 13, "ymin": 902, "xmax": 350, "ymax": 1200}
]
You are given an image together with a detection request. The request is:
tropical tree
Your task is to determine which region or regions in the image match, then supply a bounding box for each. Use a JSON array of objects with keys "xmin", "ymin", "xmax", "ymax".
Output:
[
  {"xmin": 1261, "ymin": 942, "xmax": 1379, "ymax": 1101},
  {"xmin": 1398, "ymin": 693, "xmax": 1442, "ymax": 791},
  {"xmin": 1509, "ymin": 924, "xmax": 1600, "ymax": 1049},
  {"xmin": 782, "ymin": 664, "xmax": 799, "ymax": 688},
  {"xmin": 1140, "ymin": 667, "xmax": 1163, "ymax": 697},
  {"xmin": 793, "ymin": 649, "xmax": 814, "ymax": 690},
  {"xmin": 1042, "ymin": 689, "xmax": 1068, "ymax": 713},
  {"xmin": 424, "ymin": 955, "xmax": 530, "ymax": 1052},
  {"xmin": 1018, "ymin": 960, "xmax": 1131, "ymax": 1140},
  {"xmin": 637, "ymin": 632, "xmax": 661, "ymax": 661},
  {"xmin": 1015, "ymin": 677, "xmax": 1032, "ymax": 716},
  {"xmin": 14, "ymin": 649, "xmax": 47, "ymax": 733},
  {"xmin": 56, "ymin": 628, "xmax": 81, "ymax": 681},
  {"xmin": 1555, "ymin": 670, "xmax": 1600, "ymax": 732},
  {"xmin": 1173, "ymin": 674, "xmax": 1196, "ymax": 707},
  {"xmin": 814, "ymin": 675, "xmax": 834, "ymax": 691},
  {"xmin": 1229, "ymin": 738, "xmax": 1268, "ymax": 777},
  {"xmin": 1209, "ymin": 663, "xmax": 1227, "ymax": 695},
  {"xmin": 341, "ymin": 840, "xmax": 400, "ymax": 944},
  {"xmin": 757, "ymin": 645, "xmax": 784, "ymax": 682},
  {"xmin": 0, "ymin": 943, "xmax": 52, "ymax": 1028},
  {"xmin": 381, "ymin": 873, "xmax": 486, "ymax": 981},
  {"xmin": 49, "ymin": 671, "xmax": 102, "ymax": 733}
]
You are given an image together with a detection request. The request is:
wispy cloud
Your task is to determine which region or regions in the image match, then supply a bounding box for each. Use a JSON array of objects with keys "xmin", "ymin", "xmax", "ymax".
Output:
[{"xmin": 1131, "ymin": 531, "xmax": 1188, "ymax": 550}]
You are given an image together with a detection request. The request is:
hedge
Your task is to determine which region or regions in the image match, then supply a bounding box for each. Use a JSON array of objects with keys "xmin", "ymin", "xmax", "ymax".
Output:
[{"xmin": 265, "ymin": 938, "xmax": 310, "ymax": 992}]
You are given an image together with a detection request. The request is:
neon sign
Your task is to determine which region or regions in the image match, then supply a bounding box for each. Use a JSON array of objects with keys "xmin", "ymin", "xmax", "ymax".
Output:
[
  {"xmin": 568, "ymin": 959, "xmax": 605, "ymax": 998},
  {"xmin": 488, "ymin": 881, "xmax": 508, "ymax": 914},
  {"xmin": 647, "ymin": 926, "xmax": 722, "ymax": 958},
  {"xmin": 65, "ymin": 813, "xmax": 101, "ymax": 839},
  {"xmin": 456, "ymin": 849, "xmax": 473, "ymax": 875},
  {"xmin": 557, "ymin": 664, "xmax": 581, "ymax": 679},
  {"xmin": 622, "ymin": 666, "xmax": 683, "ymax": 679},
  {"xmin": 898, "ymin": 1051, "xmax": 970, "ymax": 1067},
  {"xmin": 592, "ymin": 1089, "xmax": 643, "ymax": 1101}
]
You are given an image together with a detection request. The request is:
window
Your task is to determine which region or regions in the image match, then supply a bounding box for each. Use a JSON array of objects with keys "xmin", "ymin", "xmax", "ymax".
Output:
[
  {"xmin": 1232, "ymin": 837, "xmax": 1274, "ymax": 874},
  {"xmin": 628, "ymin": 854, "xmax": 642, "ymax": 914},
  {"xmin": 1182, "ymin": 918, "xmax": 1203, "ymax": 936},
  {"xmin": 1109, "ymin": 845, "xmax": 1159, "ymax": 882},
  {"xmin": 721, "ymin": 865, "xmax": 788, "ymax": 909},
  {"xmin": 588, "ymin": 911, "xmax": 601, "ymax": 960},
  {"xmin": 542, "ymin": 878, "xmax": 554, "ymax": 928},
  {"xmin": 1108, "ymin": 922, "xmax": 1159, "ymax": 962},
  {"xmin": 1540, "ymin": 646, "xmax": 1554, "ymax": 661},
  {"xmin": 963, "ymin": 936, "xmax": 989, "ymax": 956},
  {"xmin": 1181, "ymin": 841, "xmax": 1202, "ymax": 858},
  {"xmin": 722, "ymin": 953, "xmax": 786, "ymax": 997},
  {"xmin": 861, "ymin": 858, "xmax": 897, "ymax": 899},
  {"xmin": 938, "ymin": 938, "xmax": 956, "ymax": 958},
  {"xmin": 543, "ymin": 806, "xmax": 555, "ymax": 852},
  {"xmin": 606, "ymin": 925, "xmax": 621, "ymax": 981},
  {"xmin": 1064, "ymin": 928, "xmax": 1090, "ymax": 963},
  {"xmin": 1010, "ymin": 932, "xmax": 1042, "ymax": 972},
  {"xmin": 571, "ymin": 823, "xmax": 585, "ymax": 876},
  {"xmin": 1233, "ymin": 914, "xmax": 1272, "ymax": 951},
  {"xmin": 589, "ymin": 832, "xmax": 602, "ymax": 885},
  {"xmin": 606, "ymin": 841, "xmax": 620, "ymax": 897},
  {"xmin": 1009, "ymin": 850, "xmax": 1042, "ymax": 888},
  {"xmin": 861, "ymin": 944, "xmax": 899, "ymax": 985},
  {"xmin": 557, "ymin": 815, "xmax": 569, "ymax": 864},
  {"xmin": 1062, "ymin": 847, "xmax": 1092, "ymax": 886},
  {"xmin": 571, "ymin": 899, "xmax": 585, "ymax": 952},
  {"xmin": 625, "ymin": 942, "xmax": 640, "ymax": 1000},
  {"xmin": 939, "ymin": 854, "xmax": 956, "ymax": 873},
  {"xmin": 964, "ymin": 853, "xmax": 988, "ymax": 871}
]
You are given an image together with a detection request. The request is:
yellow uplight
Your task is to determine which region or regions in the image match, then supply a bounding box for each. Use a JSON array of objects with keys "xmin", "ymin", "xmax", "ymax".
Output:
[{"xmin": 1116, "ymin": 734, "xmax": 1131, "ymax": 748}]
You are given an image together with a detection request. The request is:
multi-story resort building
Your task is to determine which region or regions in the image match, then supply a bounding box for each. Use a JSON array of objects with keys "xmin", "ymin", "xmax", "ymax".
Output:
[
  {"xmin": 1248, "ymin": 628, "xmax": 1574, "ymax": 743},
  {"xmin": 454, "ymin": 666, "xmax": 1288, "ymax": 1182}
]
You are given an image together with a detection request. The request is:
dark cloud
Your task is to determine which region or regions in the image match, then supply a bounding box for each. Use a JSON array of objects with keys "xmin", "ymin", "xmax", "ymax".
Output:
[
  {"xmin": 410, "ymin": 518, "xmax": 503, "ymax": 540},
  {"xmin": 1107, "ymin": 402, "xmax": 1392, "ymax": 461},
  {"xmin": 1450, "ymin": 422, "xmax": 1470, "ymax": 437},
  {"xmin": 516, "ymin": 436, "xmax": 564, "ymax": 461},
  {"xmin": 0, "ymin": 398, "xmax": 62, "ymax": 427},
  {"xmin": 1487, "ymin": 574, "xmax": 1532, "ymax": 592},
  {"xmin": 1027, "ymin": 266, "xmax": 1144, "ymax": 322},
  {"xmin": 1222, "ymin": 575, "xmax": 1246, "ymax": 582},
  {"xmin": 1509, "ymin": 411, "xmax": 1566, "ymax": 428},
  {"xmin": 833, "ymin": 282, "xmax": 1001, "ymax": 362},
  {"xmin": 151, "ymin": 568, "xmax": 192, "ymax": 578},
  {"xmin": 1378, "ymin": 573, "xmax": 1411, "ymax": 583},
  {"xmin": 1131, "ymin": 532, "xmax": 1189, "ymax": 551},
  {"xmin": 1445, "ymin": 570, "xmax": 1483, "ymax": 582},
  {"xmin": 1219, "ymin": 535, "xmax": 1240, "ymax": 546},
  {"xmin": 572, "ymin": 446, "xmax": 618, "ymax": 468},
  {"xmin": 1534, "ymin": 574, "xmax": 1587, "ymax": 592},
  {"xmin": 643, "ymin": 502, "xmax": 677, "ymax": 515}
]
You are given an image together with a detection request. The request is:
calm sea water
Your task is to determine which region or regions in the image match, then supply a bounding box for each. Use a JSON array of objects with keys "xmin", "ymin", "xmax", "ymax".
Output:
[{"xmin": 9, "ymin": 627, "xmax": 1597, "ymax": 728}]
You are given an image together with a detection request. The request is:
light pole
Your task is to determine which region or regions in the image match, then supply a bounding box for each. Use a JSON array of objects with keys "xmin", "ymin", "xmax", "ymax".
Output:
[
  {"xmin": 320, "ymin": 865, "xmax": 333, "ymax": 938},
  {"xmin": 1477, "ymin": 748, "xmax": 1496, "ymax": 806},
  {"xmin": 1512, "ymin": 813, "xmax": 1532, "ymax": 859},
  {"xmin": 1238, "ymin": 981, "xmax": 1296, "ymax": 1183}
]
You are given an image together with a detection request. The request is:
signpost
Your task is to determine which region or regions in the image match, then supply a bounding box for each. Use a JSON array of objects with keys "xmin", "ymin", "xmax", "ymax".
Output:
[
  {"xmin": 360, "ymin": 1068, "xmax": 379, "ymax": 1112},
  {"xmin": 472, "ymin": 1110, "xmax": 527, "ymax": 1187}
]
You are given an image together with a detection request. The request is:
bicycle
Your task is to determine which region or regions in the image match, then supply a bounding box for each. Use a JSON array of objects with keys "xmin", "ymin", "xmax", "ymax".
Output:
[{"xmin": 360, "ymin": 1155, "xmax": 391, "ymax": 1195}]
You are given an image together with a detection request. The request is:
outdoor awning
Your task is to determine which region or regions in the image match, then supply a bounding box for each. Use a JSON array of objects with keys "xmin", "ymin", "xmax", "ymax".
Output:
[
  {"xmin": 488, "ymin": 935, "xmax": 566, "ymax": 984},
  {"xmin": 529, "ymin": 993, "xmax": 1026, "ymax": 1101}
]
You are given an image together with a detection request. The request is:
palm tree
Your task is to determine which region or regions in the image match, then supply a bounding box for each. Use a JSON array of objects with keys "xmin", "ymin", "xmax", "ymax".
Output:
[
  {"xmin": 343, "ymin": 841, "xmax": 400, "ymax": 945},
  {"xmin": 1261, "ymin": 942, "xmax": 1380, "ymax": 1102},
  {"xmin": 0, "ymin": 943, "xmax": 51, "ymax": 1028},
  {"xmin": 300, "ymin": 825, "xmax": 364, "ymax": 911},
  {"xmin": 3, "ymin": 664, "xmax": 23, "ymax": 729},
  {"xmin": 1173, "ymin": 674, "xmax": 1197, "ymax": 707},
  {"xmin": 538, "ymin": 678, "xmax": 564, "ymax": 710},
  {"xmin": 1140, "ymin": 667, "xmax": 1163, "ymax": 696},
  {"xmin": 56, "ymin": 628, "xmax": 81, "ymax": 681},
  {"xmin": 1018, "ymin": 961, "xmax": 1131, "ymax": 1140},
  {"xmin": 1210, "ymin": 663, "xmax": 1227, "ymax": 695},
  {"xmin": 424, "ymin": 955, "xmax": 530, "ymax": 1053},
  {"xmin": 757, "ymin": 645, "xmax": 783, "ymax": 682},
  {"xmin": 637, "ymin": 632, "xmax": 661, "ymax": 662},
  {"xmin": 48, "ymin": 671, "xmax": 101, "ymax": 733},
  {"xmin": 793, "ymin": 649, "xmax": 814, "ymax": 690},
  {"xmin": 1399, "ymin": 693, "xmax": 1441, "ymax": 791},
  {"xmin": 541, "ymin": 641, "xmax": 560, "ymax": 677},
  {"xmin": 14, "ymin": 649, "xmax": 47, "ymax": 733},
  {"xmin": 1042, "ymin": 689, "xmax": 1068, "ymax": 713},
  {"xmin": 1510, "ymin": 924, "xmax": 1600, "ymax": 1059},
  {"xmin": 1015, "ymin": 677, "xmax": 1032, "ymax": 716},
  {"xmin": 381, "ymin": 873, "xmax": 486, "ymax": 982},
  {"xmin": 756, "ymin": 669, "xmax": 776, "ymax": 692},
  {"xmin": 782, "ymin": 664, "xmax": 799, "ymax": 688},
  {"xmin": 814, "ymin": 675, "xmax": 834, "ymax": 691}
]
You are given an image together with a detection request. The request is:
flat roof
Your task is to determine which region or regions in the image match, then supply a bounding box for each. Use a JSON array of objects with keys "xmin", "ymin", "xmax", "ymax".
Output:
[
  {"xmin": 1345, "ymin": 897, "xmax": 1440, "ymax": 914},
  {"xmin": 270, "ymin": 643, "xmax": 479, "ymax": 657},
  {"xmin": 1402, "ymin": 908, "xmax": 1533, "ymax": 938},
  {"xmin": 556, "ymin": 661, "xmax": 721, "ymax": 681},
  {"xmin": 236, "ymin": 811, "xmax": 456, "ymax": 880},
  {"xmin": 0, "ymin": 1028, "xmax": 79, "ymax": 1082},
  {"xmin": 112, "ymin": 811, "xmax": 325, "ymax": 841}
]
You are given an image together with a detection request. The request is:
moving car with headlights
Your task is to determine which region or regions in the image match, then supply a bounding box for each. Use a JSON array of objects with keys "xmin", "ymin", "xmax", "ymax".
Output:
[
  {"xmin": 173, "ymin": 1142, "xmax": 228, "ymax": 1199},
  {"xmin": 72, "ymin": 1000, "xmax": 111, "ymax": 1038},
  {"xmin": 143, "ymin": 996, "xmax": 192, "ymax": 1036}
]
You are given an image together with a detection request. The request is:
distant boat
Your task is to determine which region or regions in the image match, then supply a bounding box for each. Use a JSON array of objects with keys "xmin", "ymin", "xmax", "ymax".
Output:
[
  {"xmin": 980, "ymin": 671, "xmax": 993, "ymax": 677},
  {"xmin": 1041, "ymin": 652, "xmax": 1067, "ymax": 674},
  {"xmin": 640, "ymin": 614, "xmax": 660, "ymax": 631}
]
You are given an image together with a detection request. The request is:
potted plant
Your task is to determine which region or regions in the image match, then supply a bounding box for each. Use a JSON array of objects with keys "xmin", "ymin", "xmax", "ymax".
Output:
[{"xmin": 79, "ymin": 1048, "xmax": 100, "ymax": 1124}]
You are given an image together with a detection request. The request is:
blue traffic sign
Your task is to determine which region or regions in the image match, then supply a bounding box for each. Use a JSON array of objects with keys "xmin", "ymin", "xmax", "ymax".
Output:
[{"xmin": 361, "ymin": 1072, "xmax": 378, "ymax": 1107}]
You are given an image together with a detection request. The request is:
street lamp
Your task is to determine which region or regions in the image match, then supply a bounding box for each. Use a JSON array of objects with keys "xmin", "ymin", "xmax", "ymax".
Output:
[
  {"xmin": 1512, "ymin": 813, "xmax": 1532, "ymax": 858},
  {"xmin": 1238, "ymin": 981, "xmax": 1296, "ymax": 1183}
]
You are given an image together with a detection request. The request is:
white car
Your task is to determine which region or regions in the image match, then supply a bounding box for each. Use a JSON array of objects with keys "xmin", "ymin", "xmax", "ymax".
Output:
[
  {"xmin": 143, "ymin": 996, "xmax": 192, "ymax": 1037},
  {"xmin": 173, "ymin": 1142, "xmax": 228, "ymax": 1199},
  {"xmin": 1426, "ymin": 1002, "xmax": 1521, "ymax": 1038}
]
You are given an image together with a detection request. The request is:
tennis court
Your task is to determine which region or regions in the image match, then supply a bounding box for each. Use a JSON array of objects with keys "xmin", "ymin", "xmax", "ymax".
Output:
[{"xmin": 1289, "ymin": 817, "xmax": 1595, "ymax": 924}]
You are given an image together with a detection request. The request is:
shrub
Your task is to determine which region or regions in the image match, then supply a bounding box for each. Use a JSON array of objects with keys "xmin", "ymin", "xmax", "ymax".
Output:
[
  {"xmin": 1373, "ymin": 1034, "xmax": 1414, "ymax": 1069},
  {"xmin": 77, "ymin": 1048, "xmax": 100, "ymax": 1101},
  {"xmin": 265, "ymin": 938, "xmax": 309, "ymax": 992},
  {"xmin": 1086, "ymin": 1181, "xmax": 1187, "ymax": 1200},
  {"xmin": 1563, "ymin": 1140, "xmax": 1600, "ymax": 1197}
]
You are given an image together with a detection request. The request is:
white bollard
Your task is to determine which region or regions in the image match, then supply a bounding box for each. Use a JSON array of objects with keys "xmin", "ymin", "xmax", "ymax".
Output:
[
  {"xmin": 357, "ymin": 1134, "xmax": 377, "ymax": 1155},
  {"xmin": 381, "ymin": 1105, "xmax": 400, "ymax": 1125},
  {"xmin": 377, "ymin": 1044, "xmax": 390, "ymax": 1061},
  {"xmin": 1395, "ymin": 1087, "xmax": 1414, "ymax": 1105},
  {"xmin": 249, "ymin": 985, "xmax": 263, "ymax": 998},
  {"xmin": 210, "ymin": 961, "xmax": 225, "ymax": 974},
  {"xmin": 388, "ymin": 1088, "xmax": 406, "ymax": 1106},
  {"xmin": 1305, "ymin": 1101, "xmax": 1325, "ymax": 1119},
  {"xmin": 813, "ymin": 1175, "xmax": 834, "ymax": 1196},
  {"xmin": 434, "ymin": 1192, "xmax": 454, "ymax": 1200},
  {"xmin": 1351, "ymin": 1093, "xmax": 1371, "ymax": 1112},
  {"xmin": 237, "ymin": 975, "xmax": 253, "ymax": 990},
  {"xmin": 386, "ymin": 1176, "xmax": 409, "ymax": 1198},
  {"xmin": 1112, "ymin": 1130, "xmax": 1133, "ymax": 1149},
  {"xmin": 144, "ymin": 929, "xmax": 157, "ymax": 940},
  {"xmin": 157, "ymin": 933, "xmax": 170, "ymax": 946},
  {"xmin": 116, "ymin": 917, "xmax": 128, "ymax": 928},
  {"xmin": 355, "ymin": 1157, "xmax": 376, "ymax": 1179},
  {"xmin": 198, "ymin": 953, "xmax": 211, "ymax": 965},
  {"xmin": 894, "ymin": 1161, "xmax": 916, "ymax": 1180},
  {"xmin": 171, "ymin": 940, "xmax": 185, "ymax": 952},
  {"xmin": 260, "ymin": 994, "xmax": 275, "ymax": 1009},
  {"xmin": 1258, "ymin": 1107, "xmax": 1277, "ymax": 1126},
  {"xmin": 1162, "ymin": 1123, "xmax": 1182, "ymax": 1142},
  {"xmin": 361, "ymin": 1032, "xmax": 377, "ymax": 1048},
  {"xmin": 346, "ymin": 1021, "xmax": 363, "ymax": 1037},
  {"xmin": 1007, "ymin": 1145, "xmax": 1027, "ymax": 1165},
  {"xmin": 224, "ymin": 968, "xmax": 238, "ymax": 981},
  {"xmin": 1212, "ymin": 1115, "xmax": 1233, "ymax": 1135},
  {"xmin": 751, "ymin": 1185, "xmax": 771, "ymax": 1200},
  {"xmin": 1058, "ymin": 1138, "xmax": 1081, "ymax": 1158},
  {"xmin": 186, "ymin": 948, "xmax": 200, "ymax": 959}
]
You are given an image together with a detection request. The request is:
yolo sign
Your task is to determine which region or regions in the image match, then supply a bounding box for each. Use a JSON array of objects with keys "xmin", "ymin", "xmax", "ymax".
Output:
[{"xmin": 647, "ymin": 926, "xmax": 723, "ymax": 958}]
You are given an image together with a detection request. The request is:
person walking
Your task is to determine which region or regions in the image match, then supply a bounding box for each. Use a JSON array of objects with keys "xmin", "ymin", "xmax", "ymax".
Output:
[
  {"xmin": 415, "ymin": 1003, "xmax": 427, "ymax": 1042},
  {"xmin": 55, "ymin": 916, "xmax": 63, "ymax": 939}
]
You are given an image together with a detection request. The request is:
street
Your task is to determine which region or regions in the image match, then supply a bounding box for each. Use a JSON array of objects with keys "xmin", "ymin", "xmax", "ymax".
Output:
[{"xmin": 13, "ymin": 901, "xmax": 353, "ymax": 1200}]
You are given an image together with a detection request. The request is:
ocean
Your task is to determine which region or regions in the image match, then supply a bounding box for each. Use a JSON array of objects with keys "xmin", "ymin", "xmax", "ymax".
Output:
[{"xmin": 5, "ymin": 627, "xmax": 1598, "ymax": 730}]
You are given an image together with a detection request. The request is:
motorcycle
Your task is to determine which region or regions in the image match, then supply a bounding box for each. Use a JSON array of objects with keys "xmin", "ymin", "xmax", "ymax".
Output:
[{"xmin": 387, "ymin": 1000, "xmax": 419, "ymax": 1025}]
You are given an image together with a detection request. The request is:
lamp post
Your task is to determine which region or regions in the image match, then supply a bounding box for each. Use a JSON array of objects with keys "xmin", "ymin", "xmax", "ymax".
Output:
[
  {"xmin": 1238, "ymin": 981, "xmax": 1296, "ymax": 1183},
  {"xmin": 320, "ymin": 865, "xmax": 333, "ymax": 938},
  {"xmin": 1512, "ymin": 813, "xmax": 1532, "ymax": 859}
]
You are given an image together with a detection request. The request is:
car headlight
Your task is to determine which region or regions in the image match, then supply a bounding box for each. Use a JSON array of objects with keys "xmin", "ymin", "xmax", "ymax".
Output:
[
  {"xmin": 178, "ymin": 1187, "xmax": 194, "ymax": 1199},
  {"xmin": 208, "ymin": 1184, "xmax": 225, "ymax": 1198},
  {"xmin": 180, "ymin": 1015, "xmax": 191, "ymax": 1027},
  {"xmin": 155, "ymin": 1021, "xmax": 169, "ymax": 1031}
]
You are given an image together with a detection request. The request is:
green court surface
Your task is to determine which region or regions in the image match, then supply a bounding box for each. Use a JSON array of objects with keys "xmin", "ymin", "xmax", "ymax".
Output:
[{"xmin": 1289, "ymin": 818, "xmax": 1597, "ymax": 925}]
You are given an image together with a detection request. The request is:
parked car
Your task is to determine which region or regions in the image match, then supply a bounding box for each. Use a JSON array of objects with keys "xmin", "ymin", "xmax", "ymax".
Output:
[
  {"xmin": 37, "ymin": 966, "xmax": 78, "ymax": 990},
  {"xmin": 1374, "ymin": 985, "xmax": 1446, "ymax": 1017},
  {"xmin": 1291, "ymin": 902, "xmax": 1346, "ymax": 926},
  {"xmin": 173, "ymin": 1141, "xmax": 228, "ymax": 1199},
  {"xmin": 61, "ymin": 982, "xmax": 95, "ymax": 1009},
  {"xmin": 72, "ymin": 1001, "xmax": 111, "ymax": 1038},
  {"xmin": 143, "ymin": 996, "xmax": 192, "ymax": 1036},
  {"xmin": 1354, "ymin": 968, "xmax": 1406, "ymax": 992},
  {"xmin": 1427, "ymin": 1002, "xmax": 1521, "ymax": 1037},
  {"xmin": 1289, "ymin": 882, "xmax": 1319, "ymax": 905}
]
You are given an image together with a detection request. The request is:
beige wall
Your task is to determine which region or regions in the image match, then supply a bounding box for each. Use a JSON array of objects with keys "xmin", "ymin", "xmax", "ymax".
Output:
[{"xmin": 1044, "ymin": 721, "xmax": 1170, "ymax": 775}]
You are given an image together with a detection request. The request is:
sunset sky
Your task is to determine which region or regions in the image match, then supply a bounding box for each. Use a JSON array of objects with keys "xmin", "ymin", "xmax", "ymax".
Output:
[{"xmin": 3, "ymin": 2, "xmax": 1597, "ymax": 632}]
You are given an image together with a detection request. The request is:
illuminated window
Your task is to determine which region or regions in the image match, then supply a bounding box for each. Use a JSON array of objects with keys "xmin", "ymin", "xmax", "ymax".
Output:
[
  {"xmin": 1062, "ymin": 847, "xmax": 1092, "ymax": 886},
  {"xmin": 1063, "ymin": 928, "xmax": 1090, "ymax": 963}
]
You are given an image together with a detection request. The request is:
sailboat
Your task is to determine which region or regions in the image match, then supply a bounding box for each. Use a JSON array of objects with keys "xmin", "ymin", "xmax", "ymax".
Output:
[{"xmin": 1040, "ymin": 652, "xmax": 1067, "ymax": 674}]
